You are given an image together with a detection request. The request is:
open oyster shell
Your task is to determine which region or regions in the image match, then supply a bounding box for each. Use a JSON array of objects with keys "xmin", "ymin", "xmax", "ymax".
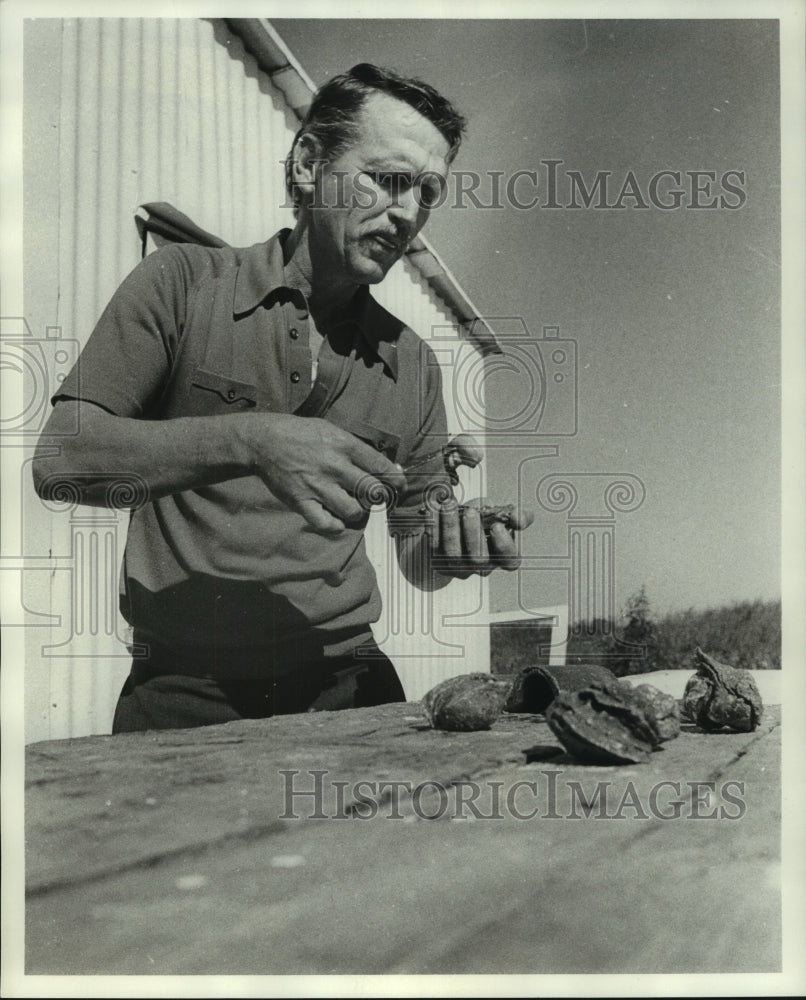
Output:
[
  {"xmin": 682, "ymin": 647, "xmax": 763, "ymax": 732},
  {"xmin": 545, "ymin": 679, "xmax": 669, "ymax": 765},
  {"xmin": 505, "ymin": 663, "xmax": 618, "ymax": 714}
]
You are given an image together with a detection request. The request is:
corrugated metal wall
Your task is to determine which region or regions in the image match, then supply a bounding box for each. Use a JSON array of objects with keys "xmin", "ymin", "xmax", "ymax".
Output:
[
  {"xmin": 22, "ymin": 17, "xmax": 489, "ymax": 742},
  {"xmin": 367, "ymin": 263, "xmax": 491, "ymax": 699}
]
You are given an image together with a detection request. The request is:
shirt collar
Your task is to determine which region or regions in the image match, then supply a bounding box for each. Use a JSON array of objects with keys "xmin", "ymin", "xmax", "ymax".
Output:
[
  {"xmin": 233, "ymin": 230, "xmax": 400, "ymax": 381},
  {"xmin": 232, "ymin": 230, "xmax": 293, "ymax": 315}
]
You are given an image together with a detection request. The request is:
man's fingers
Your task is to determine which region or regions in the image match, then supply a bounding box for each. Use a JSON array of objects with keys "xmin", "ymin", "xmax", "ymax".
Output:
[
  {"xmin": 295, "ymin": 498, "xmax": 346, "ymax": 535},
  {"xmin": 317, "ymin": 483, "xmax": 367, "ymax": 525},
  {"xmin": 345, "ymin": 436, "xmax": 407, "ymax": 492},
  {"xmin": 507, "ymin": 507, "xmax": 535, "ymax": 531},
  {"xmin": 430, "ymin": 497, "xmax": 533, "ymax": 577},
  {"xmin": 487, "ymin": 521, "xmax": 520, "ymax": 571},
  {"xmin": 436, "ymin": 501, "xmax": 490, "ymax": 577},
  {"xmin": 338, "ymin": 466, "xmax": 406, "ymax": 512},
  {"xmin": 439, "ymin": 499, "xmax": 462, "ymax": 559},
  {"xmin": 459, "ymin": 505, "xmax": 491, "ymax": 572}
]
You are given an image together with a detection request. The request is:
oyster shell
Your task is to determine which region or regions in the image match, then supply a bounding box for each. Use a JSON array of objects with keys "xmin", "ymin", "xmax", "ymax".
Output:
[
  {"xmin": 456, "ymin": 503, "xmax": 516, "ymax": 538},
  {"xmin": 683, "ymin": 647, "xmax": 763, "ymax": 732},
  {"xmin": 415, "ymin": 503, "xmax": 516, "ymax": 535},
  {"xmin": 632, "ymin": 683, "xmax": 682, "ymax": 742},
  {"xmin": 505, "ymin": 663, "xmax": 618, "ymax": 714},
  {"xmin": 545, "ymin": 679, "xmax": 665, "ymax": 764},
  {"xmin": 474, "ymin": 504, "xmax": 516, "ymax": 530},
  {"xmin": 422, "ymin": 672, "xmax": 513, "ymax": 731}
]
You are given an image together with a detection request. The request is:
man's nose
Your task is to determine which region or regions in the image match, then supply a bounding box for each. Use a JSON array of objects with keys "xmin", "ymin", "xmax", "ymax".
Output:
[{"xmin": 387, "ymin": 187, "xmax": 424, "ymax": 236}]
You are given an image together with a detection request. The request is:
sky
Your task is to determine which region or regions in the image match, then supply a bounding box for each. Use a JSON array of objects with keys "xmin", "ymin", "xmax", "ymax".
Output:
[{"xmin": 273, "ymin": 16, "xmax": 783, "ymax": 618}]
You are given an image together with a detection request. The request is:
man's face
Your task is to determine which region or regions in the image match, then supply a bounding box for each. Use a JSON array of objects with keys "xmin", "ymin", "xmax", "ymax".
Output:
[{"xmin": 306, "ymin": 91, "xmax": 451, "ymax": 285}]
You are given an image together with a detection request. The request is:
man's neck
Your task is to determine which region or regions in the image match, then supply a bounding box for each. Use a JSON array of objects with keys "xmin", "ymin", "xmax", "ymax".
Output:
[{"xmin": 282, "ymin": 221, "xmax": 358, "ymax": 328}]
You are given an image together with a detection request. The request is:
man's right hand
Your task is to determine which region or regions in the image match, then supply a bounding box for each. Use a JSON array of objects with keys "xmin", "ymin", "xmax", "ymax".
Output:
[
  {"xmin": 33, "ymin": 401, "xmax": 405, "ymax": 532},
  {"xmin": 238, "ymin": 413, "xmax": 407, "ymax": 534}
]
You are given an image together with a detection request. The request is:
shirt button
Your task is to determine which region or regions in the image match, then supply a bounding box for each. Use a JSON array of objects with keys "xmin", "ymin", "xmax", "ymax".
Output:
[
  {"xmin": 376, "ymin": 439, "xmax": 387, "ymax": 451},
  {"xmin": 290, "ymin": 371, "xmax": 301, "ymax": 384},
  {"xmin": 289, "ymin": 328, "xmax": 299, "ymax": 339},
  {"xmin": 227, "ymin": 389, "xmax": 236, "ymax": 400}
]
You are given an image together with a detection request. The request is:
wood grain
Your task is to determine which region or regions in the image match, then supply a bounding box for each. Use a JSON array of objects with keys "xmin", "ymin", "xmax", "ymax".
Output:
[{"xmin": 26, "ymin": 703, "xmax": 781, "ymax": 974}]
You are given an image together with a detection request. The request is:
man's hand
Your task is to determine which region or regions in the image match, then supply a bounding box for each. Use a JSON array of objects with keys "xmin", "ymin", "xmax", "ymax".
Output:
[
  {"xmin": 33, "ymin": 402, "xmax": 405, "ymax": 534},
  {"xmin": 241, "ymin": 413, "xmax": 407, "ymax": 534},
  {"xmin": 392, "ymin": 434, "xmax": 534, "ymax": 588},
  {"xmin": 428, "ymin": 496, "xmax": 534, "ymax": 579}
]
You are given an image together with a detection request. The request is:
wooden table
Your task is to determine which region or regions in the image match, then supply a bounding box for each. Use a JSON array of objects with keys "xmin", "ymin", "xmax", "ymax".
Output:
[{"xmin": 25, "ymin": 699, "xmax": 781, "ymax": 975}]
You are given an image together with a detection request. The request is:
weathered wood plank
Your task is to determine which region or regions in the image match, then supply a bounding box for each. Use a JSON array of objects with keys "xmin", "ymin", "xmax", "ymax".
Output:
[
  {"xmin": 26, "ymin": 705, "xmax": 547, "ymax": 891},
  {"xmin": 26, "ymin": 705, "xmax": 780, "ymax": 974}
]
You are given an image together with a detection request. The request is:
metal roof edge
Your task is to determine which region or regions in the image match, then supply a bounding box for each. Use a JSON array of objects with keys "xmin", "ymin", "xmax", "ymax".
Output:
[{"xmin": 224, "ymin": 17, "xmax": 502, "ymax": 357}]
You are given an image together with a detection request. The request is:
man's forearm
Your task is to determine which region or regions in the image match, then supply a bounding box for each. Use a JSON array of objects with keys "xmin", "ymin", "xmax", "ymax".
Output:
[
  {"xmin": 32, "ymin": 400, "xmax": 259, "ymax": 507},
  {"xmin": 33, "ymin": 400, "xmax": 406, "ymax": 536}
]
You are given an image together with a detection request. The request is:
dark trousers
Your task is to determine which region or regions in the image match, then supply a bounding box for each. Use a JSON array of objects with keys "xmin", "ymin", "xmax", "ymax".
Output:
[{"xmin": 112, "ymin": 639, "xmax": 405, "ymax": 733}]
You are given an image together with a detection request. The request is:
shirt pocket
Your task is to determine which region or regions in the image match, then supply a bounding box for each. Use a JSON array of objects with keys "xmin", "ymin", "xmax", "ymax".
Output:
[{"xmin": 189, "ymin": 367, "xmax": 259, "ymax": 414}]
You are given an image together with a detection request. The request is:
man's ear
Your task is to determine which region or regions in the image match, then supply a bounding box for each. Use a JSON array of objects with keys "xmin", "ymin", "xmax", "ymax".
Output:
[{"xmin": 290, "ymin": 133, "xmax": 324, "ymax": 206}]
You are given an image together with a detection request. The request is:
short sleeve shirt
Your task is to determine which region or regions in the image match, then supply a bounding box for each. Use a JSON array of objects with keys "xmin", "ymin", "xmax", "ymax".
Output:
[{"xmin": 54, "ymin": 230, "xmax": 451, "ymax": 672}]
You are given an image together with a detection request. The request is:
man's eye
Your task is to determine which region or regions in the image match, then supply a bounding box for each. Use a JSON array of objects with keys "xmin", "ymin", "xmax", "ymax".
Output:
[
  {"xmin": 367, "ymin": 172, "xmax": 411, "ymax": 195},
  {"xmin": 418, "ymin": 183, "xmax": 441, "ymax": 208}
]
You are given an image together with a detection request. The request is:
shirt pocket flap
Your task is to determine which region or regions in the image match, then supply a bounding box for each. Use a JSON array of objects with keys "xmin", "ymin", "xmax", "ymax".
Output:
[{"xmin": 191, "ymin": 367, "xmax": 258, "ymax": 407}]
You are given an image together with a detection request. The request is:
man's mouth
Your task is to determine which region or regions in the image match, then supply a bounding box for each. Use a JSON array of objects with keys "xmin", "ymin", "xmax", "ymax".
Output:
[{"xmin": 366, "ymin": 233, "xmax": 402, "ymax": 254}]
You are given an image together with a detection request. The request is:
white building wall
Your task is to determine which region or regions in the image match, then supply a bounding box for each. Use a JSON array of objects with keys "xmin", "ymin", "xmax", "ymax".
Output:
[
  {"xmin": 20, "ymin": 17, "xmax": 489, "ymax": 742},
  {"xmin": 367, "ymin": 263, "xmax": 491, "ymax": 699}
]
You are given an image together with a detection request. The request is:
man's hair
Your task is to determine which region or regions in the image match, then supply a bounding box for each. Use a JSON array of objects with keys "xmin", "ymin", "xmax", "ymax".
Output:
[{"xmin": 285, "ymin": 62, "xmax": 466, "ymax": 211}]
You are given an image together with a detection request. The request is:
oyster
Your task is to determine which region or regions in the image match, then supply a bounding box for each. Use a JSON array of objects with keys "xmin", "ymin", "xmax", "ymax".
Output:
[
  {"xmin": 471, "ymin": 504, "xmax": 516, "ymax": 531},
  {"xmin": 422, "ymin": 672, "xmax": 513, "ymax": 732},
  {"xmin": 632, "ymin": 683, "xmax": 682, "ymax": 742},
  {"xmin": 683, "ymin": 647, "xmax": 763, "ymax": 732},
  {"xmin": 506, "ymin": 663, "xmax": 618, "ymax": 714},
  {"xmin": 545, "ymin": 679, "xmax": 665, "ymax": 764},
  {"xmin": 415, "ymin": 503, "xmax": 516, "ymax": 535}
]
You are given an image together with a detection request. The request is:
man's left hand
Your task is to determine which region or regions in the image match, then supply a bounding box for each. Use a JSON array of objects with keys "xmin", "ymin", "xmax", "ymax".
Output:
[{"xmin": 429, "ymin": 497, "xmax": 534, "ymax": 579}]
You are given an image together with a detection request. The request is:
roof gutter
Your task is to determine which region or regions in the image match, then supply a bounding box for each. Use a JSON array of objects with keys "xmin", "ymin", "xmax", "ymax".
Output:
[{"xmin": 225, "ymin": 17, "xmax": 502, "ymax": 357}]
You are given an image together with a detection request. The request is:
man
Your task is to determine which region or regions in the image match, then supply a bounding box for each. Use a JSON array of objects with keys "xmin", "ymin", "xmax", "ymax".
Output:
[{"xmin": 33, "ymin": 63, "xmax": 532, "ymax": 731}]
